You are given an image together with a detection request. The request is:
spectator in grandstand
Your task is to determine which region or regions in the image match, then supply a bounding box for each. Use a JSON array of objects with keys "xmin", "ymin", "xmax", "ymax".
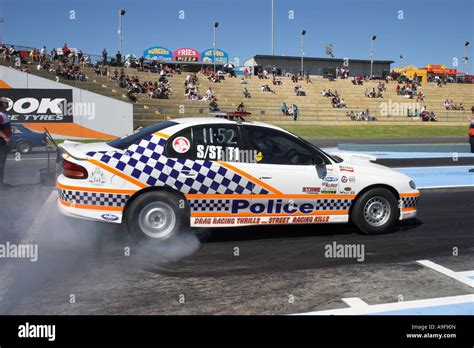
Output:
[
  {"xmin": 281, "ymin": 102, "xmax": 288, "ymax": 115},
  {"xmin": 62, "ymin": 43, "xmax": 70, "ymax": 58},
  {"xmin": 209, "ymin": 99, "xmax": 219, "ymax": 112},
  {"xmin": 261, "ymin": 84, "xmax": 275, "ymax": 94},
  {"xmin": 126, "ymin": 88, "xmax": 137, "ymax": 103},
  {"xmin": 444, "ymin": 99, "xmax": 452, "ymax": 110},
  {"xmin": 288, "ymin": 104, "xmax": 299, "ymax": 121},
  {"xmin": 237, "ymin": 102, "xmax": 246, "ymax": 112},
  {"xmin": 115, "ymin": 51, "xmax": 122, "ymax": 66},
  {"xmin": 466, "ymin": 117, "xmax": 474, "ymax": 153},
  {"xmin": 243, "ymin": 88, "xmax": 251, "ymax": 98},
  {"xmin": 305, "ymin": 72, "xmax": 312, "ymax": 83},
  {"xmin": 416, "ymin": 91, "xmax": 425, "ymax": 102},
  {"xmin": 102, "ymin": 48, "xmax": 108, "ymax": 64},
  {"xmin": 294, "ymin": 85, "xmax": 306, "ymax": 96}
]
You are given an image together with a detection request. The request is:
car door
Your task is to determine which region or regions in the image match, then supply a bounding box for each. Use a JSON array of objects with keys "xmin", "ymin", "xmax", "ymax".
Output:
[{"xmin": 238, "ymin": 125, "xmax": 345, "ymax": 223}]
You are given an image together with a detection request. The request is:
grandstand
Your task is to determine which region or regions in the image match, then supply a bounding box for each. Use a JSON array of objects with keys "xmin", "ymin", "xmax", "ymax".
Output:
[{"xmin": 1, "ymin": 57, "xmax": 473, "ymax": 128}]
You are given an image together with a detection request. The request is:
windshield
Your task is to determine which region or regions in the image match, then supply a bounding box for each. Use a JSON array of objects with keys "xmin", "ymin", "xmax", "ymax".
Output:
[{"xmin": 108, "ymin": 121, "xmax": 177, "ymax": 149}]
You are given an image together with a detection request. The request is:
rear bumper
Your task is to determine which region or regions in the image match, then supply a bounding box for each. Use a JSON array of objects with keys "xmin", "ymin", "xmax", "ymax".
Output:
[{"xmin": 57, "ymin": 198, "xmax": 123, "ymax": 223}]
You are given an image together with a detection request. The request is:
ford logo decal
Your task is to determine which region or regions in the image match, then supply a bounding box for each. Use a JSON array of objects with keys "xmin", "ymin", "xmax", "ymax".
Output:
[
  {"xmin": 324, "ymin": 176, "xmax": 338, "ymax": 182},
  {"xmin": 101, "ymin": 214, "xmax": 119, "ymax": 221}
]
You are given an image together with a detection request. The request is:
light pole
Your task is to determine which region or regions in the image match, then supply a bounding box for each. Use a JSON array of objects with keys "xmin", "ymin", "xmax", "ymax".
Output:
[
  {"xmin": 271, "ymin": 0, "xmax": 274, "ymax": 55},
  {"xmin": 118, "ymin": 9, "xmax": 126, "ymax": 57},
  {"xmin": 213, "ymin": 22, "xmax": 219, "ymax": 73},
  {"xmin": 300, "ymin": 30, "xmax": 306, "ymax": 75},
  {"xmin": 370, "ymin": 35, "xmax": 376, "ymax": 78},
  {"xmin": 464, "ymin": 41, "xmax": 470, "ymax": 75}
]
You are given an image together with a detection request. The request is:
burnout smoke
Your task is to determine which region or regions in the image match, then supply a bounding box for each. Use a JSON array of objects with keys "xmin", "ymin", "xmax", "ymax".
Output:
[{"xmin": 0, "ymin": 188, "xmax": 200, "ymax": 314}]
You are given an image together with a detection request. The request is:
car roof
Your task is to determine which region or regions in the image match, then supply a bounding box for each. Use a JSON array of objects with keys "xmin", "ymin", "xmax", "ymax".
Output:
[{"xmin": 171, "ymin": 117, "xmax": 292, "ymax": 134}]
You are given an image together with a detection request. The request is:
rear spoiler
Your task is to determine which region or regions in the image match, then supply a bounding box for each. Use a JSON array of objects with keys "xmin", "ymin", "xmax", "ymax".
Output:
[{"xmin": 58, "ymin": 140, "xmax": 89, "ymax": 160}]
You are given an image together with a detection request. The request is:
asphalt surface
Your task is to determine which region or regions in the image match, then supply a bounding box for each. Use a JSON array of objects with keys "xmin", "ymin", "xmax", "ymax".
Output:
[{"xmin": 0, "ymin": 149, "xmax": 473, "ymax": 314}]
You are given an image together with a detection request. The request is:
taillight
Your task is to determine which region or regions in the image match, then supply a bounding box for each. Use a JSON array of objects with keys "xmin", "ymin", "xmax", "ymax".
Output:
[{"xmin": 62, "ymin": 159, "xmax": 88, "ymax": 179}]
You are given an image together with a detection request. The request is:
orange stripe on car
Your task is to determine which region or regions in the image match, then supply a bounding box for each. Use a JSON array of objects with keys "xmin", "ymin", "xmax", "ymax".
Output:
[
  {"xmin": 86, "ymin": 158, "xmax": 147, "ymax": 189},
  {"xmin": 154, "ymin": 131, "xmax": 170, "ymax": 139},
  {"xmin": 56, "ymin": 181, "xmax": 138, "ymax": 195},
  {"xmin": 216, "ymin": 161, "xmax": 283, "ymax": 194},
  {"xmin": 400, "ymin": 192, "xmax": 420, "ymax": 198},
  {"xmin": 191, "ymin": 210, "xmax": 348, "ymax": 218},
  {"xmin": 401, "ymin": 207, "xmax": 417, "ymax": 212},
  {"xmin": 59, "ymin": 199, "xmax": 124, "ymax": 211},
  {"xmin": 185, "ymin": 193, "xmax": 356, "ymax": 199}
]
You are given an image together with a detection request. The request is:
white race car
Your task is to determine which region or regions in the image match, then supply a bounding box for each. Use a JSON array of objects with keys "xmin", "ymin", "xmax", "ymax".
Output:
[{"xmin": 57, "ymin": 114, "xmax": 419, "ymax": 241}]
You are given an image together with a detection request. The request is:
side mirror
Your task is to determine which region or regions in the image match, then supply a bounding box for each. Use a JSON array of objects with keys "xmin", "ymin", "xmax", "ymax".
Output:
[{"xmin": 313, "ymin": 156, "xmax": 325, "ymax": 166}]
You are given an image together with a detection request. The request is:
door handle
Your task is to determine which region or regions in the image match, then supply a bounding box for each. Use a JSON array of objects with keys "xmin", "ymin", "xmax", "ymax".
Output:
[
  {"xmin": 259, "ymin": 176, "xmax": 272, "ymax": 180},
  {"xmin": 181, "ymin": 170, "xmax": 197, "ymax": 177}
]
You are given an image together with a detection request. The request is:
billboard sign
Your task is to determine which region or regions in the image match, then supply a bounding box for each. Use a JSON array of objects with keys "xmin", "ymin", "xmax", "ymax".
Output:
[
  {"xmin": 143, "ymin": 46, "xmax": 172, "ymax": 61},
  {"xmin": 172, "ymin": 48, "xmax": 201, "ymax": 62},
  {"xmin": 0, "ymin": 88, "xmax": 73, "ymax": 123},
  {"xmin": 201, "ymin": 48, "xmax": 229, "ymax": 64}
]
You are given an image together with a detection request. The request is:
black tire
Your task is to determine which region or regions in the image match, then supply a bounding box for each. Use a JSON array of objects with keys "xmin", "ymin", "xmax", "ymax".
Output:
[
  {"xmin": 125, "ymin": 190, "xmax": 190, "ymax": 243},
  {"xmin": 351, "ymin": 187, "xmax": 398, "ymax": 235},
  {"xmin": 16, "ymin": 141, "xmax": 32, "ymax": 154}
]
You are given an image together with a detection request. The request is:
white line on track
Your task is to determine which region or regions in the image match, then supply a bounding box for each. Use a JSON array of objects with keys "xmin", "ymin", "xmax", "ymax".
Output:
[
  {"xmin": 0, "ymin": 190, "xmax": 57, "ymax": 302},
  {"xmin": 294, "ymin": 294, "xmax": 474, "ymax": 315},
  {"xmin": 417, "ymin": 260, "xmax": 474, "ymax": 288}
]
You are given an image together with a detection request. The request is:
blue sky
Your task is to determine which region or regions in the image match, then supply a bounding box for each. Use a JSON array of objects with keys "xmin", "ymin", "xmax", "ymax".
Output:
[{"xmin": 0, "ymin": 0, "xmax": 472, "ymax": 69}]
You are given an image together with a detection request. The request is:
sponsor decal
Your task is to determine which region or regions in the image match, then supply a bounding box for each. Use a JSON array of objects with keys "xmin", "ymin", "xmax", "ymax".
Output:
[
  {"xmin": 339, "ymin": 165, "xmax": 354, "ymax": 173},
  {"xmin": 88, "ymin": 167, "xmax": 106, "ymax": 186},
  {"xmin": 0, "ymin": 88, "xmax": 73, "ymax": 123},
  {"xmin": 348, "ymin": 176, "xmax": 356, "ymax": 183},
  {"xmin": 341, "ymin": 176, "xmax": 348, "ymax": 183},
  {"xmin": 101, "ymin": 214, "xmax": 119, "ymax": 221},
  {"xmin": 322, "ymin": 182, "xmax": 337, "ymax": 188},
  {"xmin": 323, "ymin": 176, "xmax": 338, "ymax": 182},
  {"xmin": 302, "ymin": 187, "xmax": 321, "ymax": 194},
  {"xmin": 321, "ymin": 189, "xmax": 337, "ymax": 194},
  {"xmin": 344, "ymin": 186, "xmax": 352, "ymax": 192},
  {"xmin": 255, "ymin": 151, "xmax": 263, "ymax": 162},
  {"xmin": 172, "ymin": 136, "xmax": 191, "ymax": 153}
]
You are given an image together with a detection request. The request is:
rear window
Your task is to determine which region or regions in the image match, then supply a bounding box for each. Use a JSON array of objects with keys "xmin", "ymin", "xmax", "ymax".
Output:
[{"xmin": 108, "ymin": 121, "xmax": 177, "ymax": 149}]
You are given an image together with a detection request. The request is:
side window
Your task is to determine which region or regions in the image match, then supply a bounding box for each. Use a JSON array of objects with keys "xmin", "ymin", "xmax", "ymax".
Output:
[
  {"xmin": 243, "ymin": 126, "xmax": 319, "ymax": 165},
  {"xmin": 165, "ymin": 127, "xmax": 193, "ymax": 159},
  {"xmin": 192, "ymin": 124, "xmax": 240, "ymax": 162}
]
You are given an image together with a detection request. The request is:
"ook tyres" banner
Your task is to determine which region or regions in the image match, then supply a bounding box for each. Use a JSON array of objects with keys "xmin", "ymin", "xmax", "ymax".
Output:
[{"xmin": 0, "ymin": 88, "xmax": 73, "ymax": 123}]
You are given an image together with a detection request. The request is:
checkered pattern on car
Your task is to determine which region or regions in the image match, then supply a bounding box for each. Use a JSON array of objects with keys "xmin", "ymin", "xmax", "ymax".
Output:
[
  {"xmin": 58, "ymin": 188, "xmax": 130, "ymax": 207},
  {"xmin": 86, "ymin": 134, "xmax": 270, "ymax": 195},
  {"xmin": 402, "ymin": 196, "xmax": 419, "ymax": 208},
  {"xmin": 188, "ymin": 199, "xmax": 231, "ymax": 212},
  {"xmin": 315, "ymin": 198, "xmax": 353, "ymax": 211}
]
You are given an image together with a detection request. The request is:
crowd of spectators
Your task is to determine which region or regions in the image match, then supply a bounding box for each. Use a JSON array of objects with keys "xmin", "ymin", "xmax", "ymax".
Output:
[
  {"xmin": 444, "ymin": 99, "xmax": 465, "ymax": 110},
  {"xmin": 321, "ymin": 89, "xmax": 346, "ymax": 108},
  {"xmin": 280, "ymin": 102, "xmax": 300, "ymax": 120}
]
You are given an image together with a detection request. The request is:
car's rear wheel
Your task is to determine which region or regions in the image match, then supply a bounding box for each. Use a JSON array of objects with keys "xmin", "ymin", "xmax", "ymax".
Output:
[
  {"xmin": 16, "ymin": 141, "xmax": 32, "ymax": 154},
  {"xmin": 351, "ymin": 188, "xmax": 398, "ymax": 235},
  {"xmin": 125, "ymin": 190, "xmax": 189, "ymax": 243}
]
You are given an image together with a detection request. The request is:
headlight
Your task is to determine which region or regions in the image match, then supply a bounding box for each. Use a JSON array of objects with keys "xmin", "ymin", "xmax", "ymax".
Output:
[{"xmin": 409, "ymin": 180, "xmax": 416, "ymax": 189}]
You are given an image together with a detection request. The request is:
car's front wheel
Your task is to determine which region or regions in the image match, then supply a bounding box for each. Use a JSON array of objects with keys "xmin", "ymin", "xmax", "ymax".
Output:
[
  {"xmin": 351, "ymin": 188, "xmax": 398, "ymax": 235},
  {"xmin": 125, "ymin": 190, "xmax": 189, "ymax": 243}
]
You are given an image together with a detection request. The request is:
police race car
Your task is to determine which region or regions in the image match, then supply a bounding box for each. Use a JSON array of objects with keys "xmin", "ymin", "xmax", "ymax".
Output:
[{"xmin": 57, "ymin": 113, "xmax": 419, "ymax": 241}]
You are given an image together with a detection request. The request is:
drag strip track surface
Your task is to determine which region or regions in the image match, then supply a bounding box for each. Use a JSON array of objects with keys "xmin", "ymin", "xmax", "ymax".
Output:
[{"xmin": 0, "ymin": 188, "xmax": 472, "ymax": 314}]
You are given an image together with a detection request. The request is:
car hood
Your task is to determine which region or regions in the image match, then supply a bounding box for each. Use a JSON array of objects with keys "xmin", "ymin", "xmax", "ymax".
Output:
[{"xmin": 332, "ymin": 151, "xmax": 409, "ymax": 179}]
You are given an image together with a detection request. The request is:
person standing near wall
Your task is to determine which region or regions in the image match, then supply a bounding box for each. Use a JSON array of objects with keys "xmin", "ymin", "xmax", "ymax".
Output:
[
  {"xmin": 467, "ymin": 117, "xmax": 474, "ymax": 153},
  {"xmin": 0, "ymin": 97, "xmax": 12, "ymax": 189}
]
